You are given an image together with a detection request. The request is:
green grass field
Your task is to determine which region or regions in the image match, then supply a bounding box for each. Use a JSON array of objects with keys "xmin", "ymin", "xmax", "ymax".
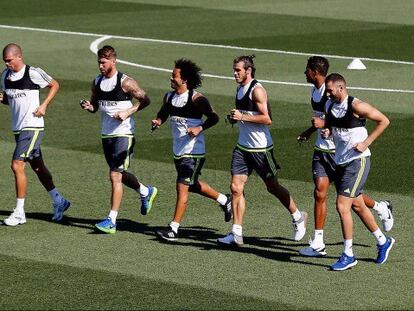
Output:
[{"xmin": 0, "ymin": 1, "xmax": 413, "ymax": 310}]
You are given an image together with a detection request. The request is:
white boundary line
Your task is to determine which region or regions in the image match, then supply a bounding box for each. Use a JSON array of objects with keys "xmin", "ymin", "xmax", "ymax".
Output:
[{"xmin": 3, "ymin": 24, "xmax": 414, "ymax": 93}]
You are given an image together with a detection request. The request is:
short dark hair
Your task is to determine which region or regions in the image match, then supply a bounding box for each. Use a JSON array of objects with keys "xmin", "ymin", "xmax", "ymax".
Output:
[
  {"xmin": 97, "ymin": 45, "xmax": 117, "ymax": 59},
  {"xmin": 233, "ymin": 55, "xmax": 256, "ymax": 78},
  {"xmin": 174, "ymin": 58, "xmax": 202, "ymax": 89},
  {"xmin": 306, "ymin": 56, "xmax": 329, "ymax": 76},
  {"xmin": 325, "ymin": 73, "xmax": 346, "ymax": 85}
]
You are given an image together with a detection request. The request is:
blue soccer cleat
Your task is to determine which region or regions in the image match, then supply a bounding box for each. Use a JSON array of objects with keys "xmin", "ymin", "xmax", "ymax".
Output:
[
  {"xmin": 376, "ymin": 237, "xmax": 395, "ymax": 264},
  {"xmin": 141, "ymin": 186, "xmax": 158, "ymax": 215},
  {"xmin": 95, "ymin": 218, "xmax": 116, "ymax": 234},
  {"xmin": 52, "ymin": 198, "xmax": 71, "ymax": 222},
  {"xmin": 330, "ymin": 253, "xmax": 358, "ymax": 271}
]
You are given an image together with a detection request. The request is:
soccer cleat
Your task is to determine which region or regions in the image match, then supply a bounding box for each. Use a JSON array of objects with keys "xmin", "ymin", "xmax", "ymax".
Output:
[
  {"xmin": 3, "ymin": 209, "xmax": 26, "ymax": 226},
  {"xmin": 292, "ymin": 211, "xmax": 307, "ymax": 241},
  {"xmin": 330, "ymin": 253, "xmax": 358, "ymax": 271},
  {"xmin": 94, "ymin": 218, "xmax": 116, "ymax": 234},
  {"xmin": 377, "ymin": 200, "xmax": 394, "ymax": 232},
  {"xmin": 141, "ymin": 186, "xmax": 158, "ymax": 215},
  {"xmin": 220, "ymin": 194, "xmax": 232, "ymax": 222},
  {"xmin": 52, "ymin": 198, "xmax": 71, "ymax": 222},
  {"xmin": 217, "ymin": 232, "xmax": 244, "ymax": 246},
  {"xmin": 299, "ymin": 239, "xmax": 327, "ymax": 257},
  {"xmin": 376, "ymin": 237, "xmax": 395, "ymax": 264},
  {"xmin": 156, "ymin": 227, "xmax": 178, "ymax": 242}
]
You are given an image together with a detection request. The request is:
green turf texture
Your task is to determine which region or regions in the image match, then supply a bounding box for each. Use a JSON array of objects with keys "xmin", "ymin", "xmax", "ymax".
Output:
[{"xmin": 0, "ymin": 1, "xmax": 413, "ymax": 310}]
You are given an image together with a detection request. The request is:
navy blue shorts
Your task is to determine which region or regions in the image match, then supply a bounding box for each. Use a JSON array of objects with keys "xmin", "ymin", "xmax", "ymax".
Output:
[
  {"xmin": 231, "ymin": 145, "xmax": 280, "ymax": 181},
  {"xmin": 335, "ymin": 157, "xmax": 370, "ymax": 198},
  {"xmin": 312, "ymin": 149, "xmax": 336, "ymax": 181},
  {"xmin": 174, "ymin": 156, "xmax": 205, "ymax": 185},
  {"xmin": 102, "ymin": 136, "xmax": 135, "ymax": 172},
  {"xmin": 13, "ymin": 130, "xmax": 44, "ymax": 161}
]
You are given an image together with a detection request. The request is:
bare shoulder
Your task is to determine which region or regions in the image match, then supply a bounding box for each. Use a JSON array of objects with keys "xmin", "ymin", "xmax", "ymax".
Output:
[
  {"xmin": 121, "ymin": 76, "xmax": 139, "ymax": 91},
  {"xmin": 252, "ymin": 83, "xmax": 267, "ymax": 102}
]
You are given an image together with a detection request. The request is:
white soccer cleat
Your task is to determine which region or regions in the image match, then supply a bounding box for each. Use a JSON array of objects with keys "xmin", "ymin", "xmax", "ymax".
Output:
[
  {"xmin": 292, "ymin": 211, "xmax": 307, "ymax": 241},
  {"xmin": 299, "ymin": 238, "xmax": 327, "ymax": 257},
  {"xmin": 377, "ymin": 200, "xmax": 394, "ymax": 232},
  {"xmin": 3, "ymin": 209, "xmax": 26, "ymax": 226},
  {"xmin": 217, "ymin": 232, "xmax": 244, "ymax": 246}
]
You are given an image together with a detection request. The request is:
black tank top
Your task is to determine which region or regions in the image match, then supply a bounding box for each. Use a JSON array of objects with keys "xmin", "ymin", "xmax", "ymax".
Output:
[
  {"xmin": 235, "ymin": 79, "xmax": 272, "ymax": 119},
  {"xmin": 311, "ymin": 89, "xmax": 329, "ymax": 113},
  {"xmin": 94, "ymin": 72, "xmax": 132, "ymax": 101},
  {"xmin": 4, "ymin": 66, "xmax": 40, "ymax": 90},
  {"xmin": 165, "ymin": 89, "xmax": 203, "ymax": 119},
  {"xmin": 326, "ymin": 96, "xmax": 366, "ymax": 128}
]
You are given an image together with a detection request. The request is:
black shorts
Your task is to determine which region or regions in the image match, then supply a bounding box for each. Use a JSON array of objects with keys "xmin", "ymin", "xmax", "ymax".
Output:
[
  {"xmin": 102, "ymin": 135, "xmax": 135, "ymax": 172},
  {"xmin": 13, "ymin": 129, "xmax": 44, "ymax": 161},
  {"xmin": 335, "ymin": 156, "xmax": 370, "ymax": 198},
  {"xmin": 231, "ymin": 145, "xmax": 280, "ymax": 181},
  {"xmin": 312, "ymin": 149, "xmax": 336, "ymax": 181},
  {"xmin": 174, "ymin": 156, "xmax": 205, "ymax": 185}
]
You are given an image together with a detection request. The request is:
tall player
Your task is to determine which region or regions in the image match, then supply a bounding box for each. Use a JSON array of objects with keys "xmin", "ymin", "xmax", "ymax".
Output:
[
  {"xmin": 218, "ymin": 55, "xmax": 307, "ymax": 246},
  {"xmin": 1, "ymin": 43, "xmax": 70, "ymax": 225},
  {"xmin": 80, "ymin": 45, "xmax": 157, "ymax": 234},
  {"xmin": 297, "ymin": 56, "xmax": 394, "ymax": 257}
]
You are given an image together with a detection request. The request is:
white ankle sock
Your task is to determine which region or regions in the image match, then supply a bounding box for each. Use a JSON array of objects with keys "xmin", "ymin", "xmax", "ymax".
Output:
[
  {"xmin": 108, "ymin": 210, "xmax": 118, "ymax": 223},
  {"xmin": 232, "ymin": 224, "xmax": 242, "ymax": 236},
  {"xmin": 216, "ymin": 193, "xmax": 227, "ymax": 205},
  {"xmin": 344, "ymin": 239, "xmax": 354, "ymax": 257},
  {"xmin": 15, "ymin": 198, "xmax": 25, "ymax": 213},
  {"xmin": 291, "ymin": 210, "xmax": 302, "ymax": 222},
  {"xmin": 139, "ymin": 184, "xmax": 149, "ymax": 197},
  {"xmin": 313, "ymin": 230, "xmax": 324, "ymax": 245},
  {"xmin": 170, "ymin": 221, "xmax": 179, "ymax": 233},
  {"xmin": 372, "ymin": 228, "xmax": 387, "ymax": 245}
]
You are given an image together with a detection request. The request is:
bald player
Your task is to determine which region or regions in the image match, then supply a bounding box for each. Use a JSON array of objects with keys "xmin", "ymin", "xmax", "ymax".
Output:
[{"xmin": 1, "ymin": 43, "xmax": 70, "ymax": 226}]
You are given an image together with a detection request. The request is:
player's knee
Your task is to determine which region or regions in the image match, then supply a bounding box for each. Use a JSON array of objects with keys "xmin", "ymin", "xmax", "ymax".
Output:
[
  {"xmin": 109, "ymin": 170, "xmax": 122, "ymax": 182},
  {"xmin": 314, "ymin": 188, "xmax": 327, "ymax": 202},
  {"xmin": 231, "ymin": 182, "xmax": 244, "ymax": 197},
  {"xmin": 11, "ymin": 160, "xmax": 24, "ymax": 173}
]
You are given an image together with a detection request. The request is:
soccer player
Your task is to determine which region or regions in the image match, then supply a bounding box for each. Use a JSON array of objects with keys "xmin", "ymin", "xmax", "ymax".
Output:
[
  {"xmin": 80, "ymin": 45, "xmax": 157, "ymax": 234},
  {"xmin": 313, "ymin": 73, "xmax": 395, "ymax": 270},
  {"xmin": 298, "ymin": 56, "xmax": 394, "ymax": 257},
  {"xmin": 152, "ymin": 58, "xmax": 232, "ymax": 241},
  {"xmin": 217, "ymin": 55, "xmax": 307, "ymax": 246},
  {"xmin": 0, "ymin": 43, "xmax": 70, "ymax": 225}
]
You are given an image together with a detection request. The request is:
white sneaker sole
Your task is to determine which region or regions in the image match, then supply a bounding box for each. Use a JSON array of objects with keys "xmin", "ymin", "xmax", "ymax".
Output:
[{"xmin": 3, "ymin": 219, "xmax": 26, "ymax": 226}]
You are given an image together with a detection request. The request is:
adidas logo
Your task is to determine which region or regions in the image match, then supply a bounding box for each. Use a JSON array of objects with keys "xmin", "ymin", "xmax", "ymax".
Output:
[{"xmin": 344, "ymin": 188, "xmax": 350, "ymax": 194}]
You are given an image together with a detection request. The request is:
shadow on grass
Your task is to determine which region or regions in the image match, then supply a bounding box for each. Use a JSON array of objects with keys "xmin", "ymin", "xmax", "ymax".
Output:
[{"xmin": 0, "ymin": 210, "xmax": 375, "ymax": 268}]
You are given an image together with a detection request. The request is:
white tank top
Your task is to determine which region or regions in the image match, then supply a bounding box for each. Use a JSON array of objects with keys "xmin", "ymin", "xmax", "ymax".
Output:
[
  {"xmin": 95, "ymin": 72, "xmax": 134, "ymax": 136},
  {"xmin": 329, "ymin": 96, "xmax": 371, "ymax": 165},
  {"xmin": 1, "ymin": 66, "xmax": 52, "ymax": 132},
  {"xmin": 311, "ymin": 85, "xmax": 335, "ymax": 151},
  {"xmin": 169, "ymin": 91, "xmax": 205, "ymax": 157},
  {"xmin": 236, "ymin": 81, "xmax": 273, "ymax": 151}
]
